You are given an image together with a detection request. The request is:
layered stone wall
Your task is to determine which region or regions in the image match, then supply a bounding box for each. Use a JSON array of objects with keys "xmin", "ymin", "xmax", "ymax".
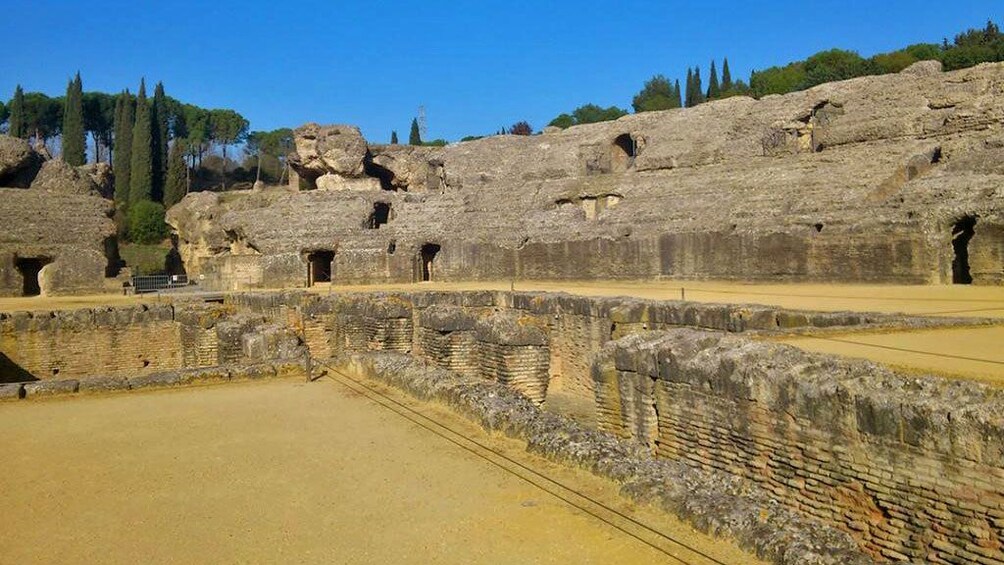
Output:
[
  {"xmin": 0, "ymin": 305, "xmax": 181, "ymax": 380},
  {"xmin": 0, "ymin": 301, "xmax": 305, "ymax": 384},
  {"xmin": 595, "ymin": 330, "xmax": 1004, "ymax": 563}
]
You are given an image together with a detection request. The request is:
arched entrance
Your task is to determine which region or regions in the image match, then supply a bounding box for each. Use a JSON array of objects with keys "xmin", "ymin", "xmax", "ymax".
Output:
[
  {"xmin": 418, "ymin": 243, "xmax": 440, "ymax": 282},
  {"xmin": 15, "ymin": 256, "xmax": 51, "ymax": 297},
  {"xmin": 611, "ymin": 134, "xmax": 636, "ymax": 172},
  {"xmin": 952, "ymin": 216, "xmax": 977, "ymax": 284}
]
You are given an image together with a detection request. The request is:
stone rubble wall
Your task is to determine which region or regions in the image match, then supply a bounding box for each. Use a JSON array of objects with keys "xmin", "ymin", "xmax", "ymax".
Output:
[{"xmin": 595, "ymin": 329, "xmax": 1004, "ymax": 564}]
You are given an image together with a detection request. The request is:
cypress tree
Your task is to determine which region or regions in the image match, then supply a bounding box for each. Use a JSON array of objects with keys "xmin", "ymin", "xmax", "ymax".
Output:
[
  {"xmin": 151, "ymin": 82, "xmax": 169, "ymax": 202},
  {"xmin": 408, "ymin": 118, "xmax": 421, "ymax": 145},
  {"xmin": 129, "ymin": 79, "xmax": 153, "ymax": 206},
  {"xmin": 9, "ymin": 85, "xmax": 25, "ymax": 139},
  {"xmin": 674, "ymin": 79, "xmax": 683, "ymax": 108},
  {"xmin": 707, "ymin": 60, "xmax": 720, "ymax": 100},
  {"xmin": 693, "ymin": 66, "xmax": 705, "ymax": 105},
  {"xmin": 722, "ymin": 58, "xmax": 733, "ymax": 91},
  {"xmin": 164, "ymin": 140, "xmax": 188, "ymax": 208},
  {"xmin": 390, "ymin": 131, "xmax": 398, "ymax": 144},
  {"xmin": 61, "ymin": 72, "xmax": 86, "ymax": 166},
  {"xmin": 685, "ymin": 68, "xmax": 694, "ymax": 107},
  {"xmin": 113, "ymin": 90, "xmax": 134, "ymax": 208}
]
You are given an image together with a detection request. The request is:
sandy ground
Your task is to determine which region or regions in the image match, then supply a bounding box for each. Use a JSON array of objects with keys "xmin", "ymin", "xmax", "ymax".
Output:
[
  {"xmin": 0, "ymin": 378, "xmax": 760, "ymax": 565},
  {"xmin": 776, "ymin": 325, "xmax": 1004, "ymax": 385}
]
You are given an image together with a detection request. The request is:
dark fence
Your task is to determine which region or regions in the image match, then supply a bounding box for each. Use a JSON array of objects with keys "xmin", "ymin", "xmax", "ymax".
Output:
[{"xmin": 130, "ymin": 274, "xmax": 190, "ymax": 294}]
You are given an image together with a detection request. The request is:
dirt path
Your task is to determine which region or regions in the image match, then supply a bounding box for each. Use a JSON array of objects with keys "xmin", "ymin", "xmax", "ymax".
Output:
[{"xmin": 0, "ymin": 378, "xmax": 760, "ymax": 565}]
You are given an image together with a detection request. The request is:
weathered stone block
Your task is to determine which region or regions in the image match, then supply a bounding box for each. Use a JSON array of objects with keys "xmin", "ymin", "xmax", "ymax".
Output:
[{"xmin": 23, "ymin": 379, "xmax": 79, "ymax": 398}]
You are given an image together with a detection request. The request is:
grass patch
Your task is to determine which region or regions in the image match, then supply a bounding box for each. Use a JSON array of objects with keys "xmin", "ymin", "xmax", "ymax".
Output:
[{"xmin": 120, "ymin": 242, "xmax": 171, "ymax": 276}]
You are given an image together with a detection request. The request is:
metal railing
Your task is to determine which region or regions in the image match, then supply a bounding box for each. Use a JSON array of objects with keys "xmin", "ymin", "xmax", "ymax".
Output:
[{"xmin": 129, "ymin": 274, "xmax": 190, "ymax": 294}]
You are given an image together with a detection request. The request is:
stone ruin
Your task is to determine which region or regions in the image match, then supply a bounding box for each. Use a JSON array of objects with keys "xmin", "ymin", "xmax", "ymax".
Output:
[
  {"xmin": 0, "ymin": 135, "xmax": 120, "ymax": 296},
  {"xmin": 167, "ymin": 60, "xmax": 1004, "ymax": 290}
]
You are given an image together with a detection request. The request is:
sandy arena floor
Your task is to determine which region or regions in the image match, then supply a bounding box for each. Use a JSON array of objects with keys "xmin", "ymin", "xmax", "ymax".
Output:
[{"xmin": 0, "ymin": 378, "xmax": 760, "ymax": 565}]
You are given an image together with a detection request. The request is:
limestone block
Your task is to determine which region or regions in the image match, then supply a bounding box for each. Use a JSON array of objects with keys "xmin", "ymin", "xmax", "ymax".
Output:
[
  {"xmin": 23, "ymin": 379, "xmax": 79, "ymax": 398},
  {"xmin": 0, "ymin": 383, "xmax": 23, "ymax": 401},
  {"xmin": 77, "ymin": 376, "xmax": 130, "ymax": 393}
]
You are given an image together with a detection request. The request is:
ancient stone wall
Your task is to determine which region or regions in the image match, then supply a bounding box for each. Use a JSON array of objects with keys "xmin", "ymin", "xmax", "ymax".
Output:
[
  {"xmin": 0, "ymin": 137, "xmax": 120, "ymax": 297},
  {"xmin": 220, "ymin": 289, "xmax": 1001, "ymax": 562},
  {"xmin": 595, "ymin": 330, "xmax": 1004, "ymax": 563},
  {"xmin": 169, "ymin": 63, "xmax": 1004, "ymax": 290},
  {"xmin": 0, "ymin": 305, "xmax": 181, "ymax": 380},
  {"xmin": 0, "ymin": 301, "xmax": 305, "ymax": 384}
]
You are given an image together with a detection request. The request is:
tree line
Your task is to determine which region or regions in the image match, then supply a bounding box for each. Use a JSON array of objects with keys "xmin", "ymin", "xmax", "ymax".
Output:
[
  {"xmin": 541, "ymin": 19, "xmax": 1002, "ymax": 131},
  {"xmin": 2, "ymin": 75, "xmax": 295, "ymax": 244}
]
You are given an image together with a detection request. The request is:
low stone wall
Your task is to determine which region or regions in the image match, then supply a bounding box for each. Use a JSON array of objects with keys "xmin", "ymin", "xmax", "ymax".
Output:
[
  {"xmin": 0, "ymin": 305, "xmax": 181, "ymax": 380},
  {"xmin": 0, "ymin": 359, "xmax": 307, "ymax": 401},
  {"xmin": 333, "ymin": 352, "xmax": 872, "ymax": 565},
  {"xmin": 595, "ymin": 329, "xmax": 1004, "ymax": 563},
  {"xmin": 0, "ymin": 300, "xmax": 307, "ymax": 384}
]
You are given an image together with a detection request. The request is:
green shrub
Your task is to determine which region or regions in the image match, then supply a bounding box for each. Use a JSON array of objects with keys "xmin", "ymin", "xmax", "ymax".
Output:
[{"xmin": 128, "ymin": 200, "xmax": 169, "ymax": 244}]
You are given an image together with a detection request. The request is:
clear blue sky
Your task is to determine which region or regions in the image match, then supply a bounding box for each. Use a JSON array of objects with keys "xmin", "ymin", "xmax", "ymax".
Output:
[{"xmin": 2, "ymin": 1, "xmax": 1000, "ymax": 142}]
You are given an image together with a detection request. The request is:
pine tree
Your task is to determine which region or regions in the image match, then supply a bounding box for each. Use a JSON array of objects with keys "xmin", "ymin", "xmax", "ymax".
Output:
[
  {"xmin": 707, "ymin": 61, "xmax": 721, "ymax": 100},
  {"xmin": 390, "ymin": 131, "xmax": 398, "ymax": 144},
  {"xmin": 61, "ymin": 73, "xmax": 86, "ymax": 165},
  {"xmin": 113, "ymin": 90, "xmax": 134, "ymax": 208},
  {"xmin": 408, "ymin": 118, "xmax": 421, "ymax": 145},
  {"xmin": 151, "ymin": 82, "xmax": 170, "ymax": 203},
  {"xmin": 9, "ymin": 85, "xmax": 25, "ymax": 139},
  {"xmin": 674, "ymin": 79, "xmax": 683, "ymax": 108},
  {"xmin": 722, "ymin": 58, "xmax": 733, "ymax": 91},
  {"xmin": 163, "ymin": 140, "xmax": 188, "ymax": 208},
  {"xmin": 685, "ymin": 68, "xmax": 694, "ymax": 107},
  {"xmin": 129, "ymin": 79, "xmax": 154, "ymax": 206}
]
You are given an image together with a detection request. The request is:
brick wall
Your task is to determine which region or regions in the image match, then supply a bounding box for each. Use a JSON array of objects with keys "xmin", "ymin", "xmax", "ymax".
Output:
[
  {"xmin": 596, "ymin": 329, "xmax": 1004, "ymax": 564},
  {"xmin": 0, "ymin": 305, "xmax": 181, "ymax": 380}
]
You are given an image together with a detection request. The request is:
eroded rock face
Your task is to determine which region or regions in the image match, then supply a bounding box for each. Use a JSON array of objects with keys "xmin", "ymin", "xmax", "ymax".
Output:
[
  {"xmin": 169, "ymin": 62, "xmax": 1004, "ymax": 289},
  {"xmin": 81, "ymin": 162, "xmax": 114, "ymax": 199},
  {"xmin": 30, "ymin": 159, "xmax": 101, "ymax": 195},
  {"xmin": 0, "ymin": 135, "xmax": 43, "ymax": 188},
  {"xmin": 288, "ymin": 123, "xmax": 368, "ymax": 184}
]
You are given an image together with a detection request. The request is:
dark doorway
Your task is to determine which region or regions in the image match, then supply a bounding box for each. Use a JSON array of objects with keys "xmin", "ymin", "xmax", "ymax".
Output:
[
  {"xmin": 307, "ymin": 250, "xmax": 335, "ymax": 286},
  {"xmin": 368, "ymin": 203, "xmax": 391, "ymax": 229},
  {"xmin": 419, "ymin": 243, "xmax": 441, "ymax": 282},
  {"xmin": 952, "ymin": 216, "xmax": 977, "ymax": 284},
  {"xmin": 15, "ymin": 257, "xmax": 50, "ymax": 297},
  {"xmin": 612, "ymin": 134, "xmax": 636, "ymax": 172}
]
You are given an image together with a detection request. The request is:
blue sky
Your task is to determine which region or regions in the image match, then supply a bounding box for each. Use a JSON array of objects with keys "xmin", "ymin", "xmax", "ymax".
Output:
[{"xmin": 2, "ymin": 1, "xmax": 1000, "ymax": 142}]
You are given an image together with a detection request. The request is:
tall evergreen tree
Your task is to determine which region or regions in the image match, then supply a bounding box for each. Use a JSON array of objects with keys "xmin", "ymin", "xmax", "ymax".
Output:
[
  {"xmin": 9, "ymin": 85, "xmax": 25, "ymax": 139},
  {"xmin": 707, "ymin": 61, "xmax": 721, "ymax": 100},
  {"xmin": 722, "ymin": 58, "xmax": 733, "ymax": 91},
  {"xmin": 685, "ymin": 68, "xmax": 694, "ymax": 107},
  {"xmin": 112, "ymin": 90, "xmax": 134, "ymax": 208},
  {"xmin": 129, "ymin": 79, "xmax": 154, "ymax": 205},
  {"xmin": 674, "ymin": 79, "xmax": 683, "ymax": 108},
  {"xmin": 61, "ymin": 72, "xmax": 86, "ymax": 166},
  {"xmin": 390, "ymin": 131, "xmax": 398, "ymax": 144},
  {"xmin": 408, "ymin": 118, "xmax": 421, "ymax": 145},
  {"xmin": 164, "ymin": 140, "xmax": 188, "ymax": 208},
  {"xmin": 151, "ymin": 82, "xmax": 169, "ymax": 202},
  {"xmin": 693, "ymin": 66, "xmax": 705, "ymax": 106}
]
